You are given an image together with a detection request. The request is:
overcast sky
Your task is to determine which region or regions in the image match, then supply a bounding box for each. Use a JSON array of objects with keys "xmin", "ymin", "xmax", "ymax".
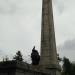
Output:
[{"xmin": 0, "ymin": 0, "xmax": 75, "ymax": 62}]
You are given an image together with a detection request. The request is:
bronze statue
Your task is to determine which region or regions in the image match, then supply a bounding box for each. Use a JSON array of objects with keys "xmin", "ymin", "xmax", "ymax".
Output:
[{"xmin": 31, "ymin": 46, "xmax": 40, "ymax": 65}]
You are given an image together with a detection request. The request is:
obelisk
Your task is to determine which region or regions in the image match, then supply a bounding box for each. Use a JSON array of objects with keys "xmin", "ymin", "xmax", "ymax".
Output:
[{"xmin": 40, "ymin": 0, "xmax": 60, "ymax": 74}]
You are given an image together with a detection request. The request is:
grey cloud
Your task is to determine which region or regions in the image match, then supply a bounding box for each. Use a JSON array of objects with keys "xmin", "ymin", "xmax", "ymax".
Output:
[
  {"xmin": 58, "ymin": 39, "xmax": 75, "ymax": 51},
  {"xmin": 57, "ymin": 39, "xmax": 75, "ymax": 61},
  {"xmin": 0, "ymin": 0, "xmax": 41, "ymax": 61},
  {"xmin": 53, "ymin": 0, "xmax": 65, "ymax": 14},
  {"xmin": 0, "ymin": 0, "xmax": 16, "ymax": 14},
  {"xmin": 0, "ymin": 0, "xmax": 42, "ymax": 14},
  {"xmin": 0, "ymin": 0, "xmax": 75, "ymax": 62},
  {"xmin": 0, "ymin": 49, "xmax": 3, "ymax": 55},
  {"xmin": 53, "ymin": 0, "xmax": 75, "ymax": 14},
  {"xmin": 53, "ymin": 0, "xmax": 75, "ymax": 46}
]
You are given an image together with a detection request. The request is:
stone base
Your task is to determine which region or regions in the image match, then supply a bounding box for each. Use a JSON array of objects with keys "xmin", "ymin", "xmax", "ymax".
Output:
[
  {"xmin": 35, "ymin": 64, "xmax": 61, "ymax": 75},
  {"xmin": 0, "ymin": 61, "xmax": 61, "ymax": 75}
]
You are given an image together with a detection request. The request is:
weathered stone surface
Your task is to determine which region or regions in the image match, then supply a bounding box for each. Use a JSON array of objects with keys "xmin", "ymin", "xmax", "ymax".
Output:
[
  {"xmin": 40, "ymin": 0, "xmax": 61, "ymax": 75},
  {"xmin": 0, "ymin": 61, "xmax": 49, "ymax": 75},
  {"xmin": 40, "ymin": 0, "xmax": 57, "ymax": 68}
]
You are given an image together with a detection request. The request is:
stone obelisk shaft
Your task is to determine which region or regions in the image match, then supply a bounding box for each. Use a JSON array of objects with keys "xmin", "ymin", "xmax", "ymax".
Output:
[{"xmin": 40, "ymin": 0, "xmax": 57, "ymax": 68}]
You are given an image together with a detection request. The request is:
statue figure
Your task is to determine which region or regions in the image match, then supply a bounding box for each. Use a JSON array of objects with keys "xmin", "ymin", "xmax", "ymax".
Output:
[{"xmin": 31, "ymin": 46, "xmax": 40, "ymax": 65}]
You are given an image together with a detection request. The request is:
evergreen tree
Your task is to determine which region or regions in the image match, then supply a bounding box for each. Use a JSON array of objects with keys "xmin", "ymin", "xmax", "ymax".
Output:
[
  {"xmin": 13, "ymin": 51, "xmax": 23, "ymax": 62},
  {"xmin": 62, "ymin": 57, "xmax": 75, "ymax": 75},
  {"xmin": 62, "ymin": 57, "xmax": 72, "ymax": 75},
  {"xmin": 71, "ymin": 63, "xmax": 75, "ymax": 75}
]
